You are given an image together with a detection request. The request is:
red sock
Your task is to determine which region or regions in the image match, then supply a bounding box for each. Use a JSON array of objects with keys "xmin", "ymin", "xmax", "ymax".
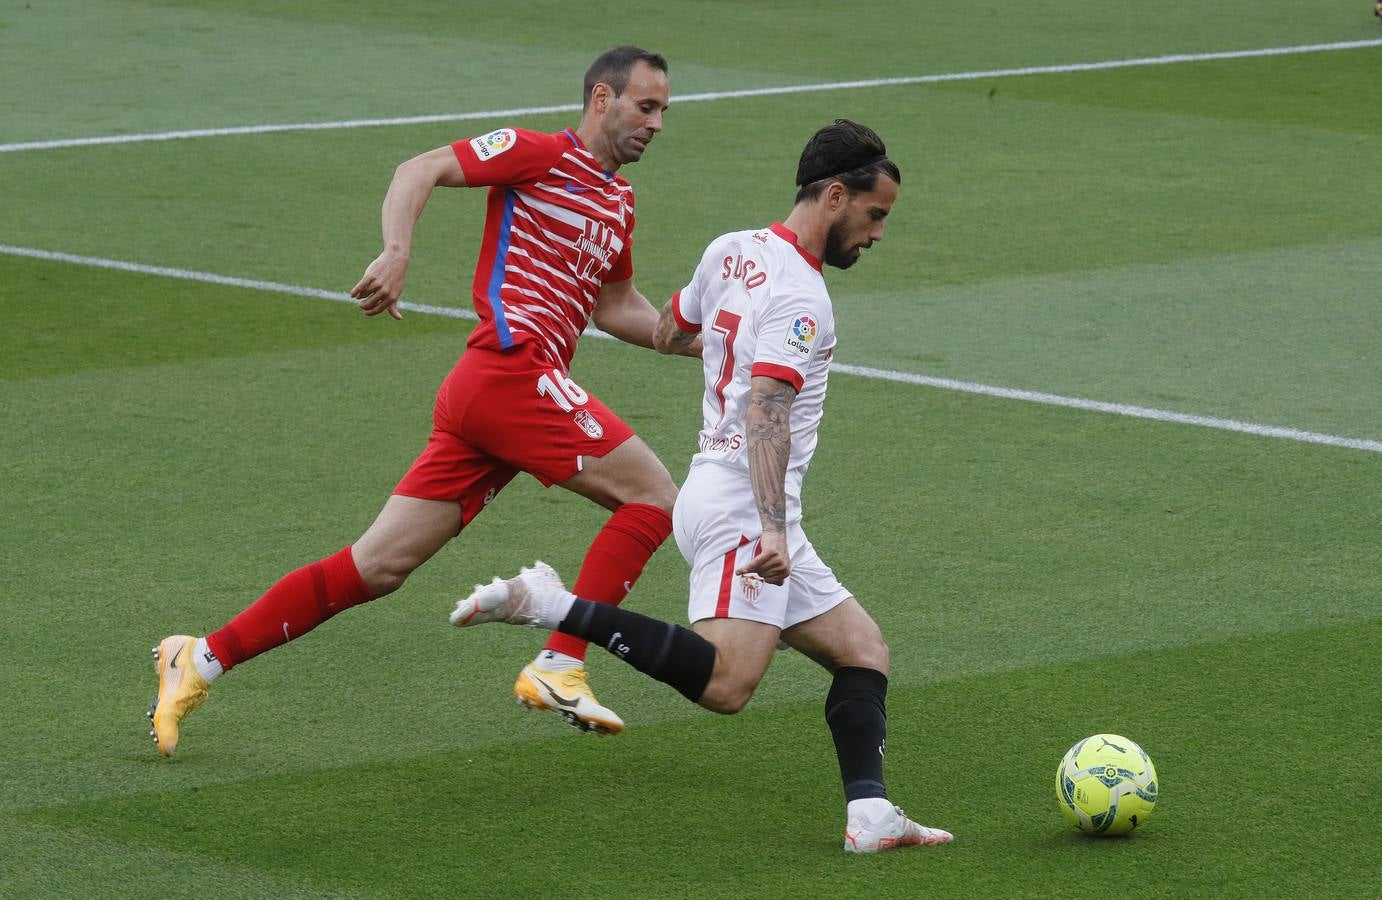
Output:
[
  {"xmin": 205, "ymin": 546, "xmax": 373, "ymax": 670},
  {"xmin": 541, "ymin": 502, "xmax": 672, "ymax": 662}
]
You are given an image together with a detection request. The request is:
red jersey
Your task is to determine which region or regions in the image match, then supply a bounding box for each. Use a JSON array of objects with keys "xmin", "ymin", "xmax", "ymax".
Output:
[{"xmin": 452, "ymin": 126, "xmax": 636, "ymax": 371}]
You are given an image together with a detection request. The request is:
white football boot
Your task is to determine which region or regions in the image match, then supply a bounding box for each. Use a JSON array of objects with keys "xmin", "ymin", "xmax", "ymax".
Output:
[
  {"xmin": 843, "ymin": 801, "xmax": 954, "ymax": 853},
  {"xmin": 450, "ymin": 561, "xmax": 570, "ymax": 629}
]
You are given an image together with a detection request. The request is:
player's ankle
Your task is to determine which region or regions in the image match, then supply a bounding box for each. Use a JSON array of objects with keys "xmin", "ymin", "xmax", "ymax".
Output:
[
  {"xmin": 192, "ymin": 637, "xmax": 224, "ymax": 683},
  {"xmin": 534, "ymin": 649, "xmax": 584, "ymax": 671},
  {"xmin": 847, "ymin": 797, "xmax": 892, "ymax": 822}
]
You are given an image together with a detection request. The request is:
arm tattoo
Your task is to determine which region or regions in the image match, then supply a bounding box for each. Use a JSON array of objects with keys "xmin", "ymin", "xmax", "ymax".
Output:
[
  {"xmin": 653, "ymin": 307, "xmax": 701, "ymax": 356},
  {"xmin": 745, "ymin": 376, "xmax": 796, "ymax": 534}
]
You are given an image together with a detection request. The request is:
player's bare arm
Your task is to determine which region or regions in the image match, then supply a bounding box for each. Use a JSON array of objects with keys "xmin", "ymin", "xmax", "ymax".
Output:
[
  {"xmin": 739, "ymin": 374, "xmax": 796, "ymax": 585},
  {"xmin": 652, "ymin": 296, "xmax": 703, "ymax": 357},
  {"xmin": 351, "ymin": 145, "xmax": 469, "ymax": 320},
  {"xmin": 594, "ymin": 278, "xmax": 701, "ymax": 356},
  {"xmin": 590, "ymin": 277, "xmax": 658, "ymax": 348}
]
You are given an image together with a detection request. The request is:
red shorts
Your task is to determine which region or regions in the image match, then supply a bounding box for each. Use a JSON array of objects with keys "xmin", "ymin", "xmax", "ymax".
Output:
[{"xmin": 393, "ymin": 342, "xmax": 635, "ymax": 527}]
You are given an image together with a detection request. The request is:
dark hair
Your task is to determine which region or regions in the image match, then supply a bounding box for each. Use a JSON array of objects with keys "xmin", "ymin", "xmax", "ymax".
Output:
[
  {"xmin": 794, "ymin": 118, "xmax": 900, "ymax": 204},
  {"xmin": 583, "ymin": 46, "xmax": 669, "ymax": 109}
]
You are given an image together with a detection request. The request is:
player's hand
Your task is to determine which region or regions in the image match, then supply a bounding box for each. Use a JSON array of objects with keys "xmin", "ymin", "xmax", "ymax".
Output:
[
  {"xmin": 350, "ymin": 249, "xmax": 409, "ymax": 320},
  {"xmin": 1376, "ymin": 2, "xmax": 1381, "ymax": 18},
  {"xmin": 737, "ymin": 531, "xmax": 790, "ymax": 586}
]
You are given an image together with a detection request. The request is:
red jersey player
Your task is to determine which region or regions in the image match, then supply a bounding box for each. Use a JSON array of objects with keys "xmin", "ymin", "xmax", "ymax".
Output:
[{"xmin": 148, "ymin": 47, "xmax": 698, "ymax": 755}]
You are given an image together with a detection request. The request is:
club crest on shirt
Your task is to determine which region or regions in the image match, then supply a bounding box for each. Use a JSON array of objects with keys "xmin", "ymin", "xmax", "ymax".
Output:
[
  {"xmin": 470, "ymin": 128, "xmax": 517, "ymax": 161},
  {"xmin": 784, "ymin": 313, "xmax": 817, "ymax": 358},
  {"xmin": 573, "ymin": 409, "xmax": 604, "ymax": 439}
]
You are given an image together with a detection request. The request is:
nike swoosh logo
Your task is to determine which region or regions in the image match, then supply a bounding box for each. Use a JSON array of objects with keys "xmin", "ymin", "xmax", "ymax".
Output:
[
  {"xmin": 565, "ymin": 181, "xmax": 592, "ymax": 193},
  {"xmin": 531, "ymin": 674, "xmax": 581, "ymax": 709},
  {"xmin": 168, "ymin": 649, "xmax": 178, "ymax": 669}
]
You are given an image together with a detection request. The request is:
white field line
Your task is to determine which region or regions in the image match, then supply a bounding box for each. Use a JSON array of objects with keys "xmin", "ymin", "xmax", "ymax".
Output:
[
  {"xmin": 4, "ymin": 39, "xmax": 1380, "ymax": 154},
  {"xmin": 5, "ymin": 242, "xmax": 1380, "ymax": 456},
  {"xmin": 830, "ymin": 364, "xmax": 1382, "ymax": 454}
]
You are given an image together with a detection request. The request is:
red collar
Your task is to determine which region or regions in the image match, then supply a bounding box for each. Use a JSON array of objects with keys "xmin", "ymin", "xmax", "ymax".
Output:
[{"xmin": 769, "ymin": 222, "xmax": 822, "ymax": 272}]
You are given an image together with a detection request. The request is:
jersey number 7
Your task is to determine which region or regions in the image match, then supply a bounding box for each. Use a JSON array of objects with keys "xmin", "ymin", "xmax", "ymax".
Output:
[{"xmin": 710, "ymin": 309, "xmax": 742, "ymax": 421}]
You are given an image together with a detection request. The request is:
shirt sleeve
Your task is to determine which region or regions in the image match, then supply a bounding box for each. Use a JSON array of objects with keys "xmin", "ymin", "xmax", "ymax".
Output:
[
  {"xmin": 749, "ymin": 290, "xmax": 832, "ymax": 393},
  {"xmin": 451, "ymin": 127, "xmax": 561, "ymax": 187},
  {"xmin": 669, "ymin": 240, "xmax": 724, "ymax": 334}
]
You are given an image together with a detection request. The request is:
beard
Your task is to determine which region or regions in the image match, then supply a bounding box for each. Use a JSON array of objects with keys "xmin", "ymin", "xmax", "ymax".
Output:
[{"xmin": 822, "ymin": 220, "xmax": 860, "ymax": 269}]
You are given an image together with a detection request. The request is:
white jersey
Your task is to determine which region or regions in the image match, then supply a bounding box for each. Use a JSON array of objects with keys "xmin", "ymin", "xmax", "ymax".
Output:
[{"xmin": 669, "ymin": 222, "xmax": 835, "ymax": 524}]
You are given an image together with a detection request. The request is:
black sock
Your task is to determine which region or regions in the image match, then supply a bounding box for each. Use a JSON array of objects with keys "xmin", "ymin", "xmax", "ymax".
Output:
[
  {"xmin": 825, "ymin": 667, "xmax": 889, "ymax": 803},
  {"xmin": 558, "ymin": 599, "xmax": 716, "ymax": 703}
]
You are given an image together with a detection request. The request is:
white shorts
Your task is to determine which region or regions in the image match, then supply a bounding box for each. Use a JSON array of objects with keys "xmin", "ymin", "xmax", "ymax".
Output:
[{"xmin": 673, "ymin": 462, "xmax": 851, "ymax": 629}]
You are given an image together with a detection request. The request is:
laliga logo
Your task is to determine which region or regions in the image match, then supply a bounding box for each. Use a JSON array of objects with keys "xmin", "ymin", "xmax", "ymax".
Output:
[
  {"xmin": 784, "ymin": 314, "xmax": 817, "ymax": 357},
  {"xmin": 471, "ymin": 128, "xmax": 517, "ymax": 161}
]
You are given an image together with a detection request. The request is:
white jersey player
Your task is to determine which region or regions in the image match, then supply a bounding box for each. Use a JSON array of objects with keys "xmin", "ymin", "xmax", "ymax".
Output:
[
  {"xmin": 667, "ymin": 222, "xmax": 847, "ymax": 629},
  {"xmin": 453, "ymin": 119, "xmax": 954, "ymax": 853}
]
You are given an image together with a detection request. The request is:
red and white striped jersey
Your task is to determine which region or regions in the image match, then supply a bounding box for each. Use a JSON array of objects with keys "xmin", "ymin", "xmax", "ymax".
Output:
[
  {"xmin": 669, "ymin": 223, "xmax": 836, "ymax": 524},
  {"xmin": 452, "ymin": 127, "xmax": 636, "ymax": 371}
]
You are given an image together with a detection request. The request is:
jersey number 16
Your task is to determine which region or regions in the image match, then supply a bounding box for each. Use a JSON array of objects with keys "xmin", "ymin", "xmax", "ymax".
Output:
[{"xmin": 536, "ymin": 369, "xmax": 589, "ymax": 412}]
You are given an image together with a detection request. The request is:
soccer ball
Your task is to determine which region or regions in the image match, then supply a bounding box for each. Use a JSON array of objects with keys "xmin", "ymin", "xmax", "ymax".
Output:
[{"xmin": 1056, "ymin": 733, "xmax": 1158, "ymax": 836}]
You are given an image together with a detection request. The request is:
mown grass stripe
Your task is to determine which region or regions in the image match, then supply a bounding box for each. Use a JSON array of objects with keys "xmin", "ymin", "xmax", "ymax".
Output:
[
  {"xmin": 6, "ymin": 241, "xmax": 1378, "ymax": 455},
  {"xmin": 3, "ymin": 39, "xmax": 1378, "ymax": 154}
]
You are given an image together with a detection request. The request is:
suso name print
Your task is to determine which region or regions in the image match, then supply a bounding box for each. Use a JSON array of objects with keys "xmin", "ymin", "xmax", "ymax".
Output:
[{"xmin": 721, "ymin": 253, "xmax": 767, "ymax": 290}]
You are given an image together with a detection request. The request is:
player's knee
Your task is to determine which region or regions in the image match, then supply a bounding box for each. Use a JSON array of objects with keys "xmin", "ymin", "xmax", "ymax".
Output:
[
  {"xmin": 855, "ymin": 636, "xmax": 890, "ymax": 675},
  {"xmin": 698, "ymin": 675, "xmax": 756, "ymax": 715},
  {"xmin": 650, "ymin": 481, "xmax": 678, "ymax": 513},
  {"xmin": 354, "ymin": 552, "xmax": 418, "ymax": 598},
  {"xmin": 837, "ymin": 634, "xmax": 889, "ymax": 676},
  {"xmin": 630, "ymin": 473, "xmax": 677, "ymax": 513}
]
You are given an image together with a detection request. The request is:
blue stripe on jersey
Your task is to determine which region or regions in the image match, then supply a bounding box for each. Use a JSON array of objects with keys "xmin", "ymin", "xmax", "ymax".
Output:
[{"xmin": 487, "ymin": 189, "xmax": 517, "ymax": 348}]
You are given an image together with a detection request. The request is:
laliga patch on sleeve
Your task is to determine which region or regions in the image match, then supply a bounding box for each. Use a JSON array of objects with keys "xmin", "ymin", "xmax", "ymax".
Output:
[
  {"xmin": 470, "ymin": 128, "xmax": 517, "ymax": 161},
  {"xmin": 783, "ymin": 312, "xmax": 818, "ymax": 358}
]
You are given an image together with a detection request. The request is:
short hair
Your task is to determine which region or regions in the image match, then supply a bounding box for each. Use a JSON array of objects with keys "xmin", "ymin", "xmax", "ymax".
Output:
[
  {"xmin": 793, "ymin": 119, "xmax": 901, "ymax": 204},
  {"xmin": 583, "ymin": 46, "xmax": 669, "ymax": 109}
]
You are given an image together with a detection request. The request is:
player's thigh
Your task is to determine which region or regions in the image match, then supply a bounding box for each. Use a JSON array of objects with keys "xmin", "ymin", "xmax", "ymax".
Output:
[
  {"xmin": 394, "ymin": 422, "xmax": 521, "ymax": 528},
  {"xmin": 692, "ymin": 617, "xmax": 782, "ymax": 713},
  {"xmin": 559, "ymin": 433, "xmax": 677, "ymax": 512},
  {"xmin": 456, "ymin": 355, "xmax": 669, "ymax": 510},
  {"xmin": 781, "ymin": 598, "xmax": 889, "ymax": 676},
  {"xmin": 352, "ymin": 495, "xmax": 464, "ymax": 592}
]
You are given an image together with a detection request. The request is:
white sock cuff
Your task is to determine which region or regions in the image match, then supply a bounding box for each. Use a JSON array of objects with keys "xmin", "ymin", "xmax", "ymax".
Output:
[
  {"xmin": 192, "ymin": 637, "xmax": 224, "ymax": 683},
  {"xmin": 535, "ymin": 649, "xmax": 583, "ymax": 671},
  {"xmin": 541, "ymin": 590, "xmax": 577, "ymax": 631}
]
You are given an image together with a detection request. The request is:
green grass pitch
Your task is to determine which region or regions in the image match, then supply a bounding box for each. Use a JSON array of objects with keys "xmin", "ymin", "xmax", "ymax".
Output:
[{"xmin": 2, "ymin": 1, "xmax": 1380, "ymax": 896}]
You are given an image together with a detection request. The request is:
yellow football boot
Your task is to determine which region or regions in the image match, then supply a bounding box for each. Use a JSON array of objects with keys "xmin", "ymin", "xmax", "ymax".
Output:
[
  {"xmin": 147, "ymin": 634, "xmax": 210, "ymax": 757},
  {"xmin": 513, "ymin": 665, "xmax": 624, "ymax": 735}
]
